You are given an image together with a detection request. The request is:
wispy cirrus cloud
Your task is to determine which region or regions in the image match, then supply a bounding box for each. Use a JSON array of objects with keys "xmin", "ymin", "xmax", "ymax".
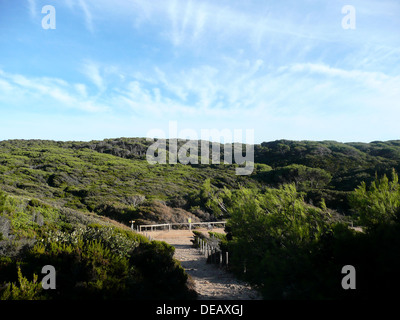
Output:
[
  {"xmin": 81, "ymin": 60, "xmax": 105, "ymax": 91},
  {"xmin": 26, "ymin": 0, "xmax": 37, "ymax": 18},
  {"xmin": 78, "ymin": 0, "xmax": 94, "ymax": 33},
  {"xmin": 165, "ymin": 0, "xmax": 209, "ymax": 46},
  {"xmin": 0, "ymin": 69, "xmax": 108, "ymax": 113},
  {"xmin": 57, "ymin": 0, "xmax": 95, "ymax": 32},
  {"xmin": 94, "ymin": 58, "xmax": 400, "ymax": 120},
  {"xmin": 1, "ymin": 55, "xmax": 399, "ymax": 142},
  {"xmin": 12, "ymin": 0, "xmax": 400, "ymax": 142}
]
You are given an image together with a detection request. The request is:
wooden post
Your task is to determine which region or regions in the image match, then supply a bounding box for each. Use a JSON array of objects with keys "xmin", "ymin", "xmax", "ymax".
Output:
[{"xmin": 226, "ymin": 252, "xmax": 229, "ymax": 266}]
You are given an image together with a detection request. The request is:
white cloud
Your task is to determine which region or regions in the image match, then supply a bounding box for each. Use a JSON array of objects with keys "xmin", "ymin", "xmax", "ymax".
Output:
[
  {"xmin": 0, "ymin": 69, "xmax": 109, "ymax": 113},
  {"xmin": 27, "ymin": 0, "xmax": 37, "ymax": 18},
  {"xmin": 165, "ymin": 0, "xmax": 209, "ymax": 46},
  {"xmin": 81, "ymin": 61, "xmax": 105, "ymax": 91},
  {"xmin": 287, "ymin": 63, "xmax": 400, "ymax": 107},
  {"xmin": 11, "ymin": 0, "xmax": 399, "ymax": 142},
  {"xmin": 2, "ymin": 55, "xmax": 399, "ymax": 142},
  {"xmin": 75, "ymin": 83, "xmax": 88, "ymax": 98},
  {"xmin": 88, "ymin": 0, "xmax": 293, "ymax": 51},
  {"xmin": 78, "ymin": 0, "xmax": 94, "ymax": 32},
  {"xmin": 59, "ymin": 0, "xmax": 95, "ymax": 32}
]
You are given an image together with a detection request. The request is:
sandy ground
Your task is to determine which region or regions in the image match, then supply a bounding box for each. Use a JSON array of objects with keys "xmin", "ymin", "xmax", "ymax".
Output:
[{"xmin": 148, "ymin": 228, "xmax": 262, "ymax": 300}]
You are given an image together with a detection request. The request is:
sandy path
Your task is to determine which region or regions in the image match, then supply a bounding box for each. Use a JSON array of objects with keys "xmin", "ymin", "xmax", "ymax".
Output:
[{"xmin": 148, "ymin": 229, "xmax": 262, "ymax": 300}]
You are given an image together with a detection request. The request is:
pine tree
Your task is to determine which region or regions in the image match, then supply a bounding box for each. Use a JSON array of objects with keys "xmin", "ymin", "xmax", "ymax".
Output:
[{"xmin": 349, "ymin": 169, "xmax": 400, "ymax": 227}]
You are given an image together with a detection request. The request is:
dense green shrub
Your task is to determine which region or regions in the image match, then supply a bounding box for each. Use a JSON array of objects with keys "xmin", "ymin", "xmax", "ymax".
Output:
[
  {"xmin": 349, "ymin": 169, "xmax": 400, "ymax": 227},
  {"xmin": 130, "ymin": 241, "xmax": 196, "ymax": 299},
  {"xmin": 224, "ymin": 172, "xmax": 400, "ymax": 299},
  {"xmin": 256, "ymin": 164, "xmax": 332, "ymax": 191},
  {"xmin": 15, "ymin": 239, "xmax": 133, "ymax": 299},
  {"xmin": 0, "ymin": 190, "xmax": 195, "ymax": 300},
  {"xmin": 0, "ymin": 266, "xmax": 43, "ymax": 300},
  {"xmin": 42, "ymin": 225, "xmax": 143, "ymax": 258},
  {"xmin": 225, "ymin": 185, "xmax": 333, "ymax": 298},
  {"xmin": 0, "ymin": 230, "xmax": 195, "ymax": 300}
]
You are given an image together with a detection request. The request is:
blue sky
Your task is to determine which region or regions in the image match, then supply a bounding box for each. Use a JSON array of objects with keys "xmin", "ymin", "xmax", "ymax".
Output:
[{"xmin": 0, "ymin": 0, "xmax": 399, "ymax": 143}]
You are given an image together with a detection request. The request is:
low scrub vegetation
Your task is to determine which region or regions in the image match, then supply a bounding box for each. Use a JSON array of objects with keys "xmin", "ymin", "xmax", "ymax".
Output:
[
  {"xmin": 1, "ymin": 138, "xmax": 400, "ymax": 300},
  {"xmin": 0, "ymin": 191, "xmax": 196, "ymax": 300},
  {"xmin": 223, "ymin": 171, "xmax": 400, "ymax": 299}
]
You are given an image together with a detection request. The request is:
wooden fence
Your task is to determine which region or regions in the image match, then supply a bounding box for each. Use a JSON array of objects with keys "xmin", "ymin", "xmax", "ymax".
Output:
[
  {"xmin": 133, "ymin": 221, "xmax": 227, "ymax": 233},
  {"xmin": 195, "ymin": 234, "xmax": 229, "ymax": 267},
  {"xmin": 134, "ymin": 220, "xmax": 229, "ymax": 267}
]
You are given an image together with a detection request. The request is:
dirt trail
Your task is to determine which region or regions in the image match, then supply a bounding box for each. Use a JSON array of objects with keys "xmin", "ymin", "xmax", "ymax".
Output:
[{"xmin": 149, "ymin": 228, "xmax": 262, "ymax": 300}]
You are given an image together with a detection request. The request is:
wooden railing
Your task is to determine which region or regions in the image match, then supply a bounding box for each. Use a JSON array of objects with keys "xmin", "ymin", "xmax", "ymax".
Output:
[{"xmin": 133, "ymin": 221, "xmax": 227, "ymax": 232}]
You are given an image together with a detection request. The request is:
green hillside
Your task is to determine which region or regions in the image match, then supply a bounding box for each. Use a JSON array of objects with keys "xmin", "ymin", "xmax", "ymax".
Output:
[
  {"xmin": 1, "ymin": 138, "xmax": 400, "ymax": 300},
  {"xmin": 1, "ymin": 138, "xmax": 399, "ymax": 222}
]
